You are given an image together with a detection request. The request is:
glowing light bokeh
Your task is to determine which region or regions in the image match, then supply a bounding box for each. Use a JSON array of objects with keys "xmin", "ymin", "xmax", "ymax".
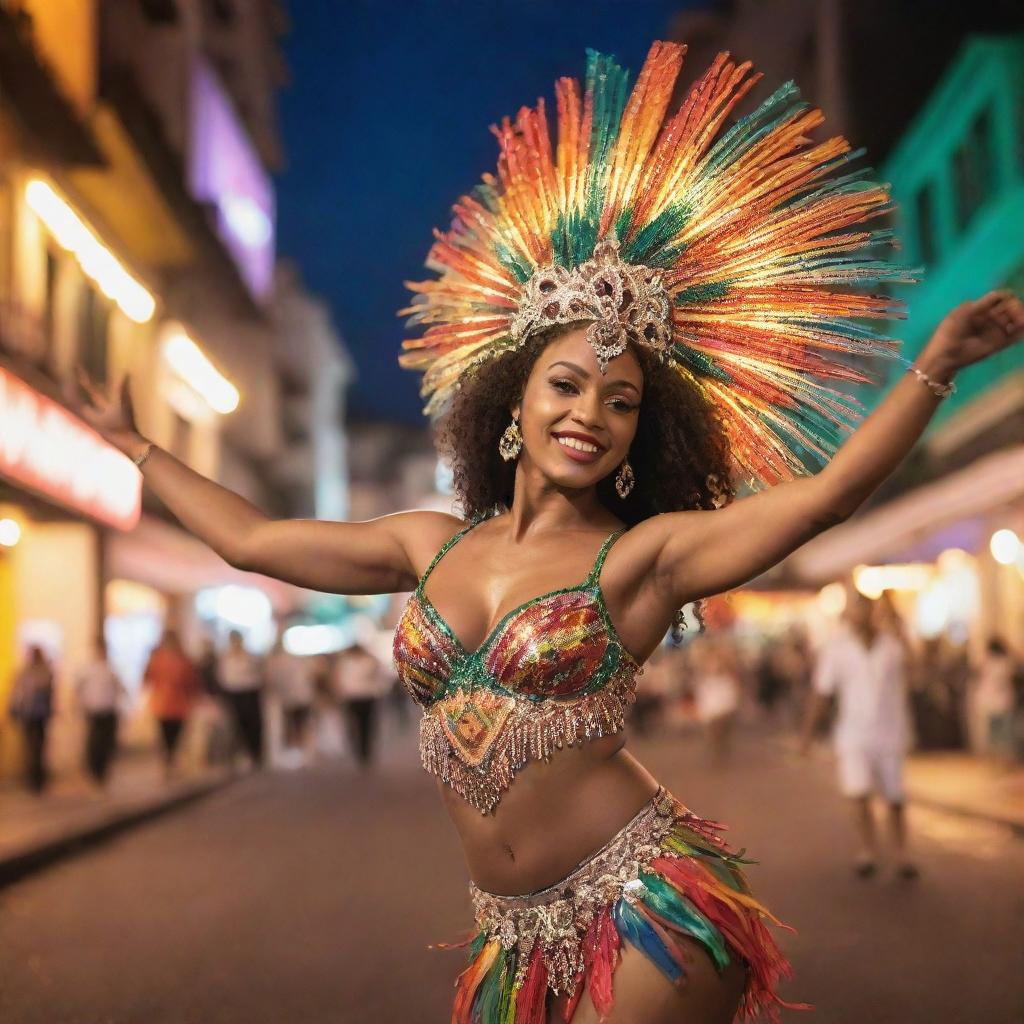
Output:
[
  {"xmin": 25, "ymin": 180, "xmax": 155, "ymax": 323},
  {"xmin": 163, "ymin": 333, "xmax": 240, "ymax": 414},
  {"xmin": 990, "ymin": 528, "xmax": 1020, "ymax": 566},
  {"xmin": 0, "ymin": 518, "xmax": 22, "ymax": 547}
]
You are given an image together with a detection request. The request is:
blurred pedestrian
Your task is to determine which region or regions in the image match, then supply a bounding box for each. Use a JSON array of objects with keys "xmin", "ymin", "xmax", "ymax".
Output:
[
  {"xmin": 7, "ymin": 645, "xmax": 55, "ymax": 794},
  {"xmin": 266, "ymin": 633, "xmax": 314, "ymax": 767},
  {"xmin": 972, "ymin": 636, "xmax": 1018, "ymax": 763},
  {"xmin": 913, "ymin": 637, "xmax": 967, "ymax": 750},
  {"xmin": 692, "ymin": 636, "xmax": 741, "ymax": 768},
  {"xmin": 755, "ymin": 640, "xmax": 789, "ymax": 724},
  {"xmin": 631, "ymin": 638, "xmax": 673, "ymax": 735},
  {"xmin": 143, "ymin": 629, "xmax": 201, "ymax": 780},
  {"xmin": 75, "ymin": 636, "xmax": 128, "ymax": 788},
  {"xmin": 333, "ymin": 641, "xmax": 390, "ymax": 767},
  {"xmin": 196, "ymin": 635, "xmax": 222, "ymax": 698},
  {"xmin": 217, "ymin": 630, "xmax": 266, "ymax": 768},
  {"xmin": 800, "ymin": 593, "xmax": 917, "ymax": 880}
]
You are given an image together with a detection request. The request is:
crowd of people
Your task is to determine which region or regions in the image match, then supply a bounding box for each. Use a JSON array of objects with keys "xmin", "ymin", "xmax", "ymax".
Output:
[
  {"xmin": 630, "ymin": 593, "xmax": 1022, "ymax": 878},
  {"xmin": 4, "ymin": 624, "xmax": 399, "ymax": 796},
  {"xmin": 631, "ymin": 606, "xmax": 1022, "ymax": 767},
  {"xmin": 6, "ymin": 605, "xmax": 1021, "ymax": 835}
]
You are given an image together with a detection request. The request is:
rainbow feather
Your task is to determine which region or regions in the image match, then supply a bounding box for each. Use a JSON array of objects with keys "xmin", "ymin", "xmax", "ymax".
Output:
[{"xmin": 400, "ymin": 40, "xmax": 913, "ymax": 489}]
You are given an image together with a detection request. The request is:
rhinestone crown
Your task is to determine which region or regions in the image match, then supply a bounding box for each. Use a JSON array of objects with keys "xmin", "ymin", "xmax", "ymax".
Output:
[{"xmin": 509, "ymin": 239, "xmax": 673, "ymax": 372}]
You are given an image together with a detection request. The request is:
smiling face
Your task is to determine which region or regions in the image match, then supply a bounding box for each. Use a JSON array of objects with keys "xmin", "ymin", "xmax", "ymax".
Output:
[{"xmin": 511, "ymin": 325, "xmax": 643, "ymax": 490}]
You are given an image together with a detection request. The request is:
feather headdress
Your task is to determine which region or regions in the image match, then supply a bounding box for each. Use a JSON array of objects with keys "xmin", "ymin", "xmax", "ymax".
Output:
[{"xmin": 399, "ymin": 41, "xmax": 913, "ymax": 488}]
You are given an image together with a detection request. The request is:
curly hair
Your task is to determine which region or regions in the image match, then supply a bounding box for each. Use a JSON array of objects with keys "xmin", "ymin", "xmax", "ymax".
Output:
[{"xmin": 434, "ymin": 324, "xmax": 736, "ymax": 635}]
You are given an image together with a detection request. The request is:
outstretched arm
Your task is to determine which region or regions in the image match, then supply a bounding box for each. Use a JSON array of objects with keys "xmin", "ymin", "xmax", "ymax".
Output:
[
  {"xmin": 645, "ymin": 290, "xmax": 1024, "ymax": 607},
  {"xmin": 70, "ymin": 373, "xmax": 461, "ymax": 595}
]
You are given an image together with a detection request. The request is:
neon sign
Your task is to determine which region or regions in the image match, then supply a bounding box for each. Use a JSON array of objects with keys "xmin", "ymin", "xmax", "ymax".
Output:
[
  {"xmin": 188, "ymin": 58, "xmax": 276, "ymax": 300},
  {"xmin": 0, "ymin": 367, "xmax": 141, "ymax": 530}
]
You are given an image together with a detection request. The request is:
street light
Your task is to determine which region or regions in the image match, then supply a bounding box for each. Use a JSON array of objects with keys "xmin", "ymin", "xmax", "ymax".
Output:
[
  {"xmin": 0, "ymin": 518, "xmax": 21, "ymax": 547},
  {"xmin": 989, "ymin": 528, "xmax": 1020, "ymax": 566}
]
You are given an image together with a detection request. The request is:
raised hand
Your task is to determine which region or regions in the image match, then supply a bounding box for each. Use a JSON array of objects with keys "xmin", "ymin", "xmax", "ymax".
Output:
[
  {"xmin": 923, "ymin": 290, "xmax": 1024, "ymax": 375},
  {"xmin": 67, "ymin": 368, "xmax": 146, "ymax": 458}
]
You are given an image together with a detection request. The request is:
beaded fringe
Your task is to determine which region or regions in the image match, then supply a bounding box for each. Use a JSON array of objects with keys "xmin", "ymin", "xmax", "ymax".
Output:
[
  {"xmin": 420, "ymin": 671, "xmax": 637, "ymax": 814},
  {"xmin": 450, "ymin": 791, "xmax": 812, "ymax": 1024}
]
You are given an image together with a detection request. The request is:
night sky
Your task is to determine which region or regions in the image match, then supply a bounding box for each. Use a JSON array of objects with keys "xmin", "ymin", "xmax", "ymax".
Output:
[{"xmin": 276, "ymin": 0, "xmax": 708, "ymax": 425}]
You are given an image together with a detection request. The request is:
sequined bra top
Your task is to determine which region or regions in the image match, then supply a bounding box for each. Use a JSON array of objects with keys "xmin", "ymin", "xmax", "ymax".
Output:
[{"xmin": 393, "ymin": 515, "xmax": 642, "ymax": 813}]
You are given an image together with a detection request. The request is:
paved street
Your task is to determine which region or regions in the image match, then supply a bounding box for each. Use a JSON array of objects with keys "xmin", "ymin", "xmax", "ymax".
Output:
[{"xmin": 2, "ymin": 720, "xmax": 1022, "ymax": 1024}]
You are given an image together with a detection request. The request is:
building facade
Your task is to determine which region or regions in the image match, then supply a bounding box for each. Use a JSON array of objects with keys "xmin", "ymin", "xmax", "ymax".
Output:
[
  {"xmin": 666, "ymin": 7, "xmax": 1022, "ymax": 752},
  {"xmin": 0, "ymin": 0, "xmax": 351, "ymax": 781},
  {"xmin": 791, "ymin": 36, "xmax": 1024, "ymax": 666}
]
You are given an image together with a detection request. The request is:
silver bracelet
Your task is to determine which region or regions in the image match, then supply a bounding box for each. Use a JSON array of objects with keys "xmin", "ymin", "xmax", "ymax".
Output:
[
  {"xmin": 907, "ymin": 365, "xmax": 956, "ymax": 399},
  {"xmin": 132, "ymin": 441, "xmax": 155, "ymax": 469}
]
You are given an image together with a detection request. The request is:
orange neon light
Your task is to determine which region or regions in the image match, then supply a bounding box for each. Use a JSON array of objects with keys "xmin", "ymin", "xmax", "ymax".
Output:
[{"xmin": 0, "ymin": 367, "xmax": 141, "ymax": 530}]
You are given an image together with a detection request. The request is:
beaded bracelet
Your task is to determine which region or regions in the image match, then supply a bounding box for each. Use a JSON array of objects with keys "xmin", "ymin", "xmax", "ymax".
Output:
[
  {"xmin": 132, "ymin": 441, "xmax": 155, "ymax": 469},
  {"xmin": 906, "ymin": 365, "xmax": 956, "ymax": 399}
]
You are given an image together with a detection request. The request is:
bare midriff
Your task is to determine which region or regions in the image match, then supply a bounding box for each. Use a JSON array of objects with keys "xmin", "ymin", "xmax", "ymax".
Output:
[{"xmin": 440, "ymin": 733, "xmax": 660, "ymax": 896}]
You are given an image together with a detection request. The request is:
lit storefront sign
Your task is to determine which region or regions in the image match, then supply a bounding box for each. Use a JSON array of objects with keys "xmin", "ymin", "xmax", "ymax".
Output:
[
  {"xmin": 25, "ymin": 180, "xmax": 155, "ymax": 324},
  {"xmin": 0, "ymin": 367, "xmax": 141, "ymax": 530},
  {"xmin": 189, "ymin": 58, "xmax": 276, "ymax": 300}
]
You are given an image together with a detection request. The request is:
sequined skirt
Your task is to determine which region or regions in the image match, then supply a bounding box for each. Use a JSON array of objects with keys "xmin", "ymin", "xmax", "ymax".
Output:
[{"xmin": 450, "ymin": 788, "xmax": 808, "ymax": 1024}]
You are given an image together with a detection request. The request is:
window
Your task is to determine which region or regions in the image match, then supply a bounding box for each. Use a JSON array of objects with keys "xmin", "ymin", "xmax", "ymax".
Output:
[
  {"xmin": 953, "ymin": 108, "xmax": 994, "ymax": 231},
  {"xmin": 79, "ymin": 285, "xmax": 110, "ymax": 384},
  {"xmin": 42, "ymin": 246, "xmax": 58, "ymax": 365},
  {"xmin": 914, "ymin": 183, "xmax": 937, "ymax": 266},
  {"xmin": 0, "ymin": 173, "xmax": 11, "ymax": 304},
  {"xmin": 138, "ymin": 0, "xmax": 179, "ymax": 23}
]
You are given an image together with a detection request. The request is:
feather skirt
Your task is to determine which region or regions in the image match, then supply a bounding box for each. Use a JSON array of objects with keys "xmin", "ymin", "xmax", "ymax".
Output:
[{"xmin": 448, "ymin": 788, "xmax": 809, "ymax": 1023}]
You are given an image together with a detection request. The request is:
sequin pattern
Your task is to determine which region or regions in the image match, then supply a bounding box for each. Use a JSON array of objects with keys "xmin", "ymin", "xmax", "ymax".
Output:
[
  {"xmin": 393, "ymin": 517, "xmax": 642, "ymax": 813},
  {"xmin": 452, "ymin": 787, "xmax": 809, "ymax": 1023}
]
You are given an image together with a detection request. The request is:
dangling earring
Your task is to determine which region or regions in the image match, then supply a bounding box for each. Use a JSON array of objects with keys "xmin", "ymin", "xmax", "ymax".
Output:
[
  {"xmin": 498, "ymin": 417, "xmax": 523, "ymax": 461},
  {"xmin": 615, "ymin": 457, "xmax": 635, "ymax": 498}
]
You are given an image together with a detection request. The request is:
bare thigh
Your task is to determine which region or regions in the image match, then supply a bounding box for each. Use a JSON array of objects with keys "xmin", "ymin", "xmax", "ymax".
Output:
[{"xmin": 566, "ymin": 935, "xmax": 746, "ymax": 1024}]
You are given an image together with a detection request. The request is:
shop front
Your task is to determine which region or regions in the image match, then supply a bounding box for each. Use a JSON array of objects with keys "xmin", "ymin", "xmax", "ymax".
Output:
[{"xmin": 0, "ymin": 363, "xmax": 141, "ymax": 779}]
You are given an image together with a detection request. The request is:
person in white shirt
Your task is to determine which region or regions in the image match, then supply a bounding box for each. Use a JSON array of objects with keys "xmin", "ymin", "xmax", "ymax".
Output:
[
  {"xmin": 76, "ymin": 636, "xmax": 128, "ymax": 787},
  {"xmin": 692, "ymin": 636, "xmax": 741, "ymax": 768},
  {"xmin": 971, "ymin": 636, "xmax": 1018, "ymax": 760},
  {"xmin": 216, "ymin": 630, "xmax": 266, "ymax": 767},
  {"xmin": 266, "ymin": 636, "xmax": 314, "ymax": 765},
  {"xmin": 801, "ymin": 592, "xmax": 918, "ymax": 880},
  {"xmin": 332, "ymin": 641, "xmax": 391, "ymax": 766}
]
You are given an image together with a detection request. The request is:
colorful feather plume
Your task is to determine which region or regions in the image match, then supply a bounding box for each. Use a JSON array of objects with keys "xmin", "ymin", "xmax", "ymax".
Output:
[
  {"xmin": 449, "ymin": 804, "xmax": 811, "ymax": 1024},
  {"xmin": 400, "ymin": 40, "xmax": 914, "ymax": 489}
]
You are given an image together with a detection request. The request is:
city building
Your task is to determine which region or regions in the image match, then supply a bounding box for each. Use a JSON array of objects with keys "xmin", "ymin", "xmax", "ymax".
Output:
[
  {"xmin": 791, "ymin": 35, "xmax": 1024, "ymax": 665},
  {"xmin": 0, "ymin": 1, "xmax": 352, "ymax": 781},
  {"xmin": 270, "ymin": 261, "xmax": 355, "ymax": 523},
  {"xmin": 666, "ymin": 7, "xmax": 1022, "ymax": 752}
]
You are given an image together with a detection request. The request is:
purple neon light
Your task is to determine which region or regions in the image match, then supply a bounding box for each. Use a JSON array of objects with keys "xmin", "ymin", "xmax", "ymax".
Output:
[{"xmin": 189, "ymin": 58, "xmax": 276, "ymax": 299}]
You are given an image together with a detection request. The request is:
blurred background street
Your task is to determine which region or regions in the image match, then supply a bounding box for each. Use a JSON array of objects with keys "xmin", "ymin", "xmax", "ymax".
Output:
[
  {"xmin": 1, "ymin": 0, "xmax": 1023, "ymax": 1021},
  {"xmin": 2, "ymin": 720, "xmax": 1023, "ymax": 1024}
]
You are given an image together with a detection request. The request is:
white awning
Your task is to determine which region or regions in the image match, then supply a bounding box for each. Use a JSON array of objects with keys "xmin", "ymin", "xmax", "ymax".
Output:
[
  {"xmin": 105, "ymin": 513, "xmax": 307, "ymax": 613},
  {"xmin": 789, "ymin": 445, "xmax": 1024, "ymax": 583}
]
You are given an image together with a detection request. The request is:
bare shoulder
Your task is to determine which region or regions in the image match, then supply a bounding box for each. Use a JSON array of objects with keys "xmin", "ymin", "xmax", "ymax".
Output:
[{"xmin": 386, "ymin": 508, "xmax": 469, "ymax": 579}]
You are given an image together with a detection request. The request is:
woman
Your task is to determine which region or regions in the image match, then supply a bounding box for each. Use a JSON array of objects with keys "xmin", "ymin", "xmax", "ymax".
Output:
[
  {"xmin": 332, "ymin": 641, "xmax": 391, "ymax": 767},
  {"xmin": 73, "ymin": 42, "xmax": 1021, "ymax": 1024},
  {"xmin": 7, "ymin": 645, "xmax": 54, "ymax": 794},
  {"xmin": 143, "ymin": 629, "xmax": 201, "ymax": 780},
  {"xmin": 266, "ymin": 633, "xmax": 315, "ymax": 765},
  {"xmin": 75, "ymin": 635, "xmax": 128, "ymax": 787}
]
